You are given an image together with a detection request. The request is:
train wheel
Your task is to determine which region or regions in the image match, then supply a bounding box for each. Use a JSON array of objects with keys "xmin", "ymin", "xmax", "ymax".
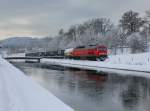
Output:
[
  {"xmin": 96, "ymin": 58, "xmax": 101, "ymax": 61},
  {"xmin": 97, "ymin": 57, "xmax": 105, "ymax": 61}
]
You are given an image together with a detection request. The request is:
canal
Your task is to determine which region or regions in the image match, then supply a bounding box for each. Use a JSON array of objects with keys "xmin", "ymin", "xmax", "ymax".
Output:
[{"xmin": 13, "ymin": 62, "xmax": 150, "ymax": 111}]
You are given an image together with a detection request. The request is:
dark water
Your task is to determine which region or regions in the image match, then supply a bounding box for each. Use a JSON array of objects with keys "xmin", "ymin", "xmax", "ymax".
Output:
[{"xmin": 14, "ymin": 62, "xmax": 150, "ymax": 111}]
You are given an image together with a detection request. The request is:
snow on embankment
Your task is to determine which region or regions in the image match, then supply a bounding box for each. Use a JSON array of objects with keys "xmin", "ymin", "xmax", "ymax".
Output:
[
  {"xmin": 108, "ymin": 52, "xmax": 150, "ymax": 65},
  {"xmin": 0, "ymin": 57, "xmax": 74, "ymax": 111},
  {"xmin": 3, "ymin": 53, "xmax": 25, "ymax": 58},
  {"xmin": 42, "ymin": 52, "xmax": 150, "ymax": 76}
]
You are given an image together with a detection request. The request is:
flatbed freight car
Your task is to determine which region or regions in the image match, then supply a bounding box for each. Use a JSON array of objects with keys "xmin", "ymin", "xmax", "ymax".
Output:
[{"xmin": 25, "ymin": 50, "xmax": 64, "ymax": 58}]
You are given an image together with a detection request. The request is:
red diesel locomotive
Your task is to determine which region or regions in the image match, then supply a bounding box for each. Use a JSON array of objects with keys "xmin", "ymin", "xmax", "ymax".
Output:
[{"xmin": 65, "ymin": 45, "xmax": 108, "ymax": 61}]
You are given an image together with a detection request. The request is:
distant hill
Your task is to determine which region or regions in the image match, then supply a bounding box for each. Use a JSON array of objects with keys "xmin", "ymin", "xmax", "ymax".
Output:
[{"xmin": 0, "ymin": 37, "xmax": 52, "ymax": 51}]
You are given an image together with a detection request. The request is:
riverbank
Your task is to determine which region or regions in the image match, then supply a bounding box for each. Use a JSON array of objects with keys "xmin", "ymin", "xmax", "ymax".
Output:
[
  {"xmin": 41, "ymin": 52, "xmax": 150, "ymax": 77},
  {"xmin": 0, "ymin": 57, "xmax": 74, "ymax": 111}
]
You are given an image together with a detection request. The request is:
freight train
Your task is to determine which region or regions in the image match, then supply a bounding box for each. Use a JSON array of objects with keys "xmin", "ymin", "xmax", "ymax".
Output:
[
  {"xmin": 65, "ymin": 45, "xmax": 108, "ymax": 61},
  {"xmin": 25, "ymin": 45, "xmax": 108, "ymax": 61}
]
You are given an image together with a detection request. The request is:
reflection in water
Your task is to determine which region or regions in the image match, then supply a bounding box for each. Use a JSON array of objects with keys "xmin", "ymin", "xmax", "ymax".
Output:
[
  {"xmin": 14, "ymin": 62, "xmax": 150, "ymax": 111},
  {"xmin": 120, "ymin": 78, "xmax": 140, "ymax": 110}
]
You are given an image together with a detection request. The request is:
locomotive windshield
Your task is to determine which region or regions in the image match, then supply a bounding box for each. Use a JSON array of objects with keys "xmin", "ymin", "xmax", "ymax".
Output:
[{"xmin": 98, "ymin": 47, "xmax": 107, "ymax": 50}]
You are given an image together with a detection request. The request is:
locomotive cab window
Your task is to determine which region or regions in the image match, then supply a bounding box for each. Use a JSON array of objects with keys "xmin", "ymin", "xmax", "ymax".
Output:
[{"xmin": 98, "ymin": 47, "xmax": 107, "ymax": 51}]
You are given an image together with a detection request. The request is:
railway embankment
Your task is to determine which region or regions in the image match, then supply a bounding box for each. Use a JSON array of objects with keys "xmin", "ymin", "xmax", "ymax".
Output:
[{"xmin": 42, "ymin": 52, "xmax": 150, "ymax": 77}]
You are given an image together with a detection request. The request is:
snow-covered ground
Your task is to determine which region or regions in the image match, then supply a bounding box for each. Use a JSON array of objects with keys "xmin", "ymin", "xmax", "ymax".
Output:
[
  {"xmin": 42, "ymin": 52, "xmax": 150, "ymax": 78},
  {"xmin": 0, "ymin": 57, "xmax": 74, "ymax": 111},
  {"xmin": 2, "ymin": 53, "xmax": 25, "ymax": 58},
  {"xmin": 108, "ymin": 52, "xmax": 150, "ymax": 65}
]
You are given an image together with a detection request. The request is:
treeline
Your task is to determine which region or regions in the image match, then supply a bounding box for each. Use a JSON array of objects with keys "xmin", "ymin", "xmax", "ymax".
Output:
[
  {"xmin": 1, "ymin": 10, "xmax": 150, "ymax": 54},
  {"xmin": 48, "ymin": 10, "xmax": 150, "ymax": 54}
]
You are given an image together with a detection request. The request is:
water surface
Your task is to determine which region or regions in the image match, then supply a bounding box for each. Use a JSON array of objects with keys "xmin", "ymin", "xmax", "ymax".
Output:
[{"xmin": 14, "ymin": 62, "xmax": 150, "ymax": 111}]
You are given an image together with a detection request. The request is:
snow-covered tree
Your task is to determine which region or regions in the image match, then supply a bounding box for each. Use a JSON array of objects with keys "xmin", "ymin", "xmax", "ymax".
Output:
[
  {"xmin": 119, "ymin": 10, "xmax": 144, "ymax": 35},
  {"xmin": 146, "ymin": 10, "xmax": 150, "ymax": 21},
  {"xmin": 91, "ymin": 18, "xmax": 113, "ymax": 35},
  {"xmin": 127, "ymin": 33, "xmax": 147, "ymax": 53},
  {"xmin": 58, "ymin": 28, "xmax": 64, "ymax": 36},
  {"xmin": 145, "ymin": 10, "xmax": 150, "ymax": 36},
  {"xmin": 67, "ymin": 25, "xmax": 77, "ymax": 41}
]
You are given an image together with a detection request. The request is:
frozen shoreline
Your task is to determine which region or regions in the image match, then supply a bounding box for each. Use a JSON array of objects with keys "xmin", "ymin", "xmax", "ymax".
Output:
[
  {"xmin": 41, "ymin": 52, "xmax": 150, "ymax": 78},
  {"xmin": 0, "ymin": 57, "xmax": 74, "ymax": 111}
]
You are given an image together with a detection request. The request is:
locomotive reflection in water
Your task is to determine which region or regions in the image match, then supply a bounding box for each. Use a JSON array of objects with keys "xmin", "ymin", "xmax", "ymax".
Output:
[
  {"xmin": 25, "ymin": 45, "xmax": 108, "ymax": 61},
  {"xmin": 71, "ymin": 69, "xmax": 108, "ymax": 83}
]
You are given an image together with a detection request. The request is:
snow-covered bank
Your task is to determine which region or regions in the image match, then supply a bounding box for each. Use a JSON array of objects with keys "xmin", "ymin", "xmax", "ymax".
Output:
[
  {"xmin": 108, "ymin": 52, "xmax": 150, "ymax": 65},
  {"xmin": 0, "ymin": 57, "xmax": 74, "ymax": 111},
  {"xmin": 41, "ymin": 52, "xmax": 150, "ymax": 78},
  {"xmin": 42, "ymin": 59, "xmax": 150, "ymax": 72},
  {"xmin": 2, "ymin": 53, "xmax": 25, "ymax": 58}
]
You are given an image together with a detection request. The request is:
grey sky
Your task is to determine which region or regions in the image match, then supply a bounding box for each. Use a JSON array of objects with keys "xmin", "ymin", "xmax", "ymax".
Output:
[{"xmin": 0, "ymin": 0, "xmax": 149, "ymax": 40}]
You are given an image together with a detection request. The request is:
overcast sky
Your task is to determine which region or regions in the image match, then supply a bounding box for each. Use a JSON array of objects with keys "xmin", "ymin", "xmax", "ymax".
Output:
[{"xmin": 0, "ymin": 0, "xmax": 149, "ymax": 40}]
